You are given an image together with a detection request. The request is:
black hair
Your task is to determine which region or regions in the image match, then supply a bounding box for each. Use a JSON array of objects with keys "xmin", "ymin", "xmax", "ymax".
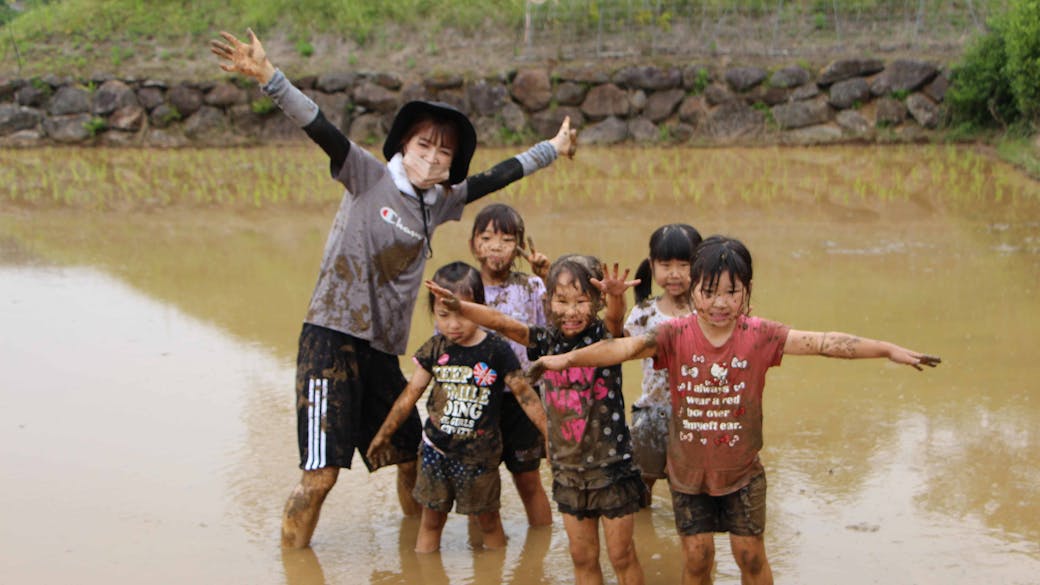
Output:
[
  {"xmin": 544, "ymin": 254, "xmax": 605, "ymax": 314},
  {"xmin": 399, "ymin": 114, "xmax": 461, "ymax": 157},
  {"xmin": 470, "ymin": 203, "xmax": 526, "ymax": 243},
  {"xmin": 633, "ymin": 223, "xmax": 703, "ymax": 303},
  {"xmin": 469, "ymin": 203, "xmax": 527, "ymax": 271},
  {"xmin": 691, "ymin": 235, "xmax": 753, "ymax": 312},
  {"xmin": 427, "ymin": 261, "xmax": 484, "ymax": 312}
]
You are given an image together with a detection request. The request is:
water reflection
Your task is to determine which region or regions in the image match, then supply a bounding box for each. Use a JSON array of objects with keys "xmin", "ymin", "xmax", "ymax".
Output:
[{"xmin": 1, "ymin": 145, "xmax": 1038, "ymax": 584}]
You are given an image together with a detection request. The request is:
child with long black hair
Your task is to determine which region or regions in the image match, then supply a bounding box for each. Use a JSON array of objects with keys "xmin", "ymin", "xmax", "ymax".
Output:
[{"xmin": 530, "ymin": 235, "xmax": 940, "ymax": 585}]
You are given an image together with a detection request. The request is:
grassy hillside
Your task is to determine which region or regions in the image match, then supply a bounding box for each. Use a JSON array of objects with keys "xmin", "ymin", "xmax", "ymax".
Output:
[
  {"xmin": 0, "ymin": 0, "xmax": 1010, "ymax": 80},
  {"xmin": 0, "ymin": 0, "xmax": 529, "ymax": 78}
]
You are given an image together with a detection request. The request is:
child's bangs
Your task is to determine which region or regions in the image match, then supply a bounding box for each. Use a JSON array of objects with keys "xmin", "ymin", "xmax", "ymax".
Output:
[
  {"xmin": 653, "ymin": 231, "xmax": 697, "ymax": 262},
  {"xmin": 472, "ymin": 204, "xmax": 525, "ymax": 239}
]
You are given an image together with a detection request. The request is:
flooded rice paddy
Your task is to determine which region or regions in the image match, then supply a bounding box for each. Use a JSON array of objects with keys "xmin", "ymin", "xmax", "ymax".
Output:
[{"xmin": 1, "ymin": 144, "xmax": 1038, "ymax": 584}]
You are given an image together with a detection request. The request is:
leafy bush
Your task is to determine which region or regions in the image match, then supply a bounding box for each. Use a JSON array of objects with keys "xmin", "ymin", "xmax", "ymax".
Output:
[
  {"xmin": 1004, "ymin": 0, "xmax": 1040, "ymax": 123},
  {"xmin": 947, "ymin": 28, "xmax": 1015, "ymax": 128},
  {"xmin": 947, "ymin": 0, "xmax": 1040, "ymax": 129}
]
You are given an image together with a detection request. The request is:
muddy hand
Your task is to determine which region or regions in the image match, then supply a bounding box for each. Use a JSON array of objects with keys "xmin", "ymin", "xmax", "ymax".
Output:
[
  {"xmin": 526, "ymin": 360, "xmax": 547, "ymax": 383},
  {"xmin": 210, "ymin": 28, "xmax": 274, "ymax": 84},
  {"xmin": 591, "ymin": 262, "xmax": 640, "ymax": 296},
  {"xmin": 366, "ymin": 437, "xmax": 392, "ymax": 469},
  {"xmin": 528, "ymin": 355, "xmax": 569, "ymax": 382},
  {"xmin": 424, "ymin": 279, "xmax": 461, "ymax": 312},
  {"xmin": 519, "ymin": 236, "xmax": 551, "ymax": 279},
  {"xmin": 550, "ymin": 116, "xmax": 578, "ymax": 159},
  {"xmin": 912, "ymin": 354, "xmax": 942, "ymax": 371}
]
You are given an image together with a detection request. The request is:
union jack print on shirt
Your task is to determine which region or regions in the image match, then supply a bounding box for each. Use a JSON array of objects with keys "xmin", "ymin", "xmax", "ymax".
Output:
[{"xmin": 472, "ymin": 362, "xmax": 497, "ymax": 386}]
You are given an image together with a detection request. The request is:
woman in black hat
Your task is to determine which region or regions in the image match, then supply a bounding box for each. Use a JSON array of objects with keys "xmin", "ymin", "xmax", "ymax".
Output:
[{"xmin": 211, "ymin": 29, "xmax": 577, "ymax": 549}]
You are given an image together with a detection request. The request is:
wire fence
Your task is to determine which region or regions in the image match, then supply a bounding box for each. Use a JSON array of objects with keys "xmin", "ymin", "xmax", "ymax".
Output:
[{"xmin": 519, "ymin": 0, "xmax": 1007, "ymax": 61}]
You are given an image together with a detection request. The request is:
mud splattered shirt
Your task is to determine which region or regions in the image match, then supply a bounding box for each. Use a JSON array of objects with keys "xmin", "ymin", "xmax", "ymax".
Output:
[
  {"xmin": 528, "ymin": 322, "xmax": 637, "ymax": 489},
  {"xmin": 484, "ymin": 272, "xmax": 547, "ymax": 370},
  {"xmin": 624, "ymin": 297, "xmax": 680, "ymax": 409},
  {"xmin": 414, "ymin": 332, "xmax": 520, "ymax": 467},
  {"xmin": 304, "ymin": 146, "xmax": 467, "ymax": 355},
  {"xmin": 654, "ymin": 314, "xmax": 789, "ymax": 496}
]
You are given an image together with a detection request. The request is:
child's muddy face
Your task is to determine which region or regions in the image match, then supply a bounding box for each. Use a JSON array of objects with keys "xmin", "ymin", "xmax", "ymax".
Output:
[
  {"xmin": 548, "ymin": 272, "xmax": 594, "ymax": 338},
  {"xmin": 471, "ymin": 227, "xmax": 519, "ymax": 275},
  {"xmin": 692, "ymin": 270, "xmax": 748, "ymax": 333}
]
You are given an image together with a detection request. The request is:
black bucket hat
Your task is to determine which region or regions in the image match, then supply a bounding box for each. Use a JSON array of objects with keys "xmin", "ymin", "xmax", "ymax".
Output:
[{"xmin": 383, "ymin": 100, "xmax": 478, "ymax": 185}]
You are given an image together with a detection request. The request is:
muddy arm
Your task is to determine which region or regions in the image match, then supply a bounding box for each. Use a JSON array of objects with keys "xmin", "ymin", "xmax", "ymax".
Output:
[
  {"xmin": 505, "ymin": 372, "xmax": 548, "ymax": 440},
  {"xmin": 367, "ymin": 366, "xmax": 432, "ymax": 469},
  {"xmin": 784, "ymin": 330, "xmax": 941, "ymax": 370},
  {"xmin": 425, "ymin": 280, "xmax": 531, "ymax": 346}
]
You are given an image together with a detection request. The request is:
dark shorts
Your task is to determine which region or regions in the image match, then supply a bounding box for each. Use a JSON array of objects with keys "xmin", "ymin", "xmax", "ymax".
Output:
[
  {"xmin": 630, "ymin": 404, "xmax": 670, "ymax": 480},
  {"xmin": 294, "ymin": 323, "xmax": 420, "ymax": 471},
  {"xmin": 413, "ymin": 441, "xmax": 501, "ymax": 515},
  {"xmin": 671, "ymin": 473, "xmax": 767, "ymax": 537},
  {"xmin": 500, "ymin": 391, "xmax": 545, "ymax": 474},
  {"xmin": 553, "ymin": 467, "xmax": 647, "ymax": 521}
]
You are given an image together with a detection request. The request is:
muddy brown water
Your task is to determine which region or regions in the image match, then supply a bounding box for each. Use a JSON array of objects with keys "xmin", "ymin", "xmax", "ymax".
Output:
[{"xmin": 1, "ymin": 145, "xmax": 1038, "ymax": 584}]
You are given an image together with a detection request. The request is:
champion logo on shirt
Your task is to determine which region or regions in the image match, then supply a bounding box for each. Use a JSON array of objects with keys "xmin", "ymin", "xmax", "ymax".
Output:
[
  {"xmin": 472, "ymin": 362, "xmax": 497, "ymax": 386},
  {"xmin": 379, "ymin": 206, "xmax": 423, "ymax": 241}
]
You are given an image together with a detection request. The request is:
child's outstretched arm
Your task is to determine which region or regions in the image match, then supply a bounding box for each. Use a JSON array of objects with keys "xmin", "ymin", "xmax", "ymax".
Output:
[
  {"xmin": 504, "ymin": 372, "xmax": 548, "ymax": 439},
  {"xmin": 591, "ymin": 263, "xmax": 641, "ymax": 338},
  {"xmin": 529, "ymin": 332, "xmax": 657, "ymax": 381},
  {"xmin": 425, "ymin": 280, "xmax": 531, "ymax": 346},
  {"xmin": 784, "ymin": 330, "xmax": 941, "ymax": 371},
  {"xmin": 366, "ymin": 365, "xmax": 433, "ymax": 469}
]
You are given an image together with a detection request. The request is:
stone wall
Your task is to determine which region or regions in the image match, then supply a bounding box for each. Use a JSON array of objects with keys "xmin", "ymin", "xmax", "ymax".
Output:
[{"xmin": 0, "ymin": 58, "xmax": 949, "ymax": 148}]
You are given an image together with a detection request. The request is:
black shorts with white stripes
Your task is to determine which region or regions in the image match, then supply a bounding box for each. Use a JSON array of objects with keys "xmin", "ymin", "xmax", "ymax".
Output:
[{"xmin": 294, "ymin": 323, "xmax": 420, "ymax": 471}]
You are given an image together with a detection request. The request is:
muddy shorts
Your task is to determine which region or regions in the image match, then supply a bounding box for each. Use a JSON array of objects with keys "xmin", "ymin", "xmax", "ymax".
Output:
[
  {"xmin": 295, "ymin": 323, "xmax": 420, "ymax": 472},
  {"xmin": 500, "ymin": 391, "xmax": 546, "ymax": 474},
  {"xmin": 671, "ymin": 473, "xmax": 767, "ymax": 536},
  {"xmin": 552, "ymin": 467, "xmax": 646, "ymax": 521},
  {"xmin": 630, "ymin": 403, "xmax": 670, "ymax": 480},
  {"xmin": 413, "ymin": 441, "xmax": 501, "ymax": 515}
]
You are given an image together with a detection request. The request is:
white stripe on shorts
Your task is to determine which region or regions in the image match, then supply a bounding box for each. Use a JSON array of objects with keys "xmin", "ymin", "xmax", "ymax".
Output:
[{"xmin": 305, "ymin": 378, "xmax": 328, "ymax": 470}]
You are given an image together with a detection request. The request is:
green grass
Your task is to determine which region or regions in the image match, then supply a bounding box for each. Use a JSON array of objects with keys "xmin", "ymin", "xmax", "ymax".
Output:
[
  {"xmin": 1, "ymin": 0, "xmax": 526, "ymax": 47},
  {"xmin": 996, "ymin": 135, "xmax": 1040, "ymax": 179}
]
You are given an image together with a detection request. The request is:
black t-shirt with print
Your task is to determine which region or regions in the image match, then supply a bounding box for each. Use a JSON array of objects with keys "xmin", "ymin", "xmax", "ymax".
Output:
[
  {"xmin": 415, "ymin": 332, "xmax": 521, "ymax": 467},
  {"xmin": 527, "ymin": 321, "xmax": 637, "ymax": 488}
]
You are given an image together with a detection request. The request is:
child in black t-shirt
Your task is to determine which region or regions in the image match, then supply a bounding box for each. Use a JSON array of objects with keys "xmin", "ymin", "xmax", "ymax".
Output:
[{"xmin": 368, "ymin": 262, "xmax": 547, "ymax": 553}]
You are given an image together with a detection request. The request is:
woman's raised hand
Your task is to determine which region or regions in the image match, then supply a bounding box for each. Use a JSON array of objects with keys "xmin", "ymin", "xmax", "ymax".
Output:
[
  {"xmin": 549, "ymin": 116, "xmax": 578, "ymax": 159},
  {"xmin": 210, "ymin": 28, "xmax": 276, "ymax": 84}
]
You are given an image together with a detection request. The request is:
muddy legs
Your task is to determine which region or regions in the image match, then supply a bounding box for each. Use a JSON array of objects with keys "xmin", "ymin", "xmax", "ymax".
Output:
[{"xmin": 281, "ymin": 467, "xmax": 339, "ymax": 548}]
